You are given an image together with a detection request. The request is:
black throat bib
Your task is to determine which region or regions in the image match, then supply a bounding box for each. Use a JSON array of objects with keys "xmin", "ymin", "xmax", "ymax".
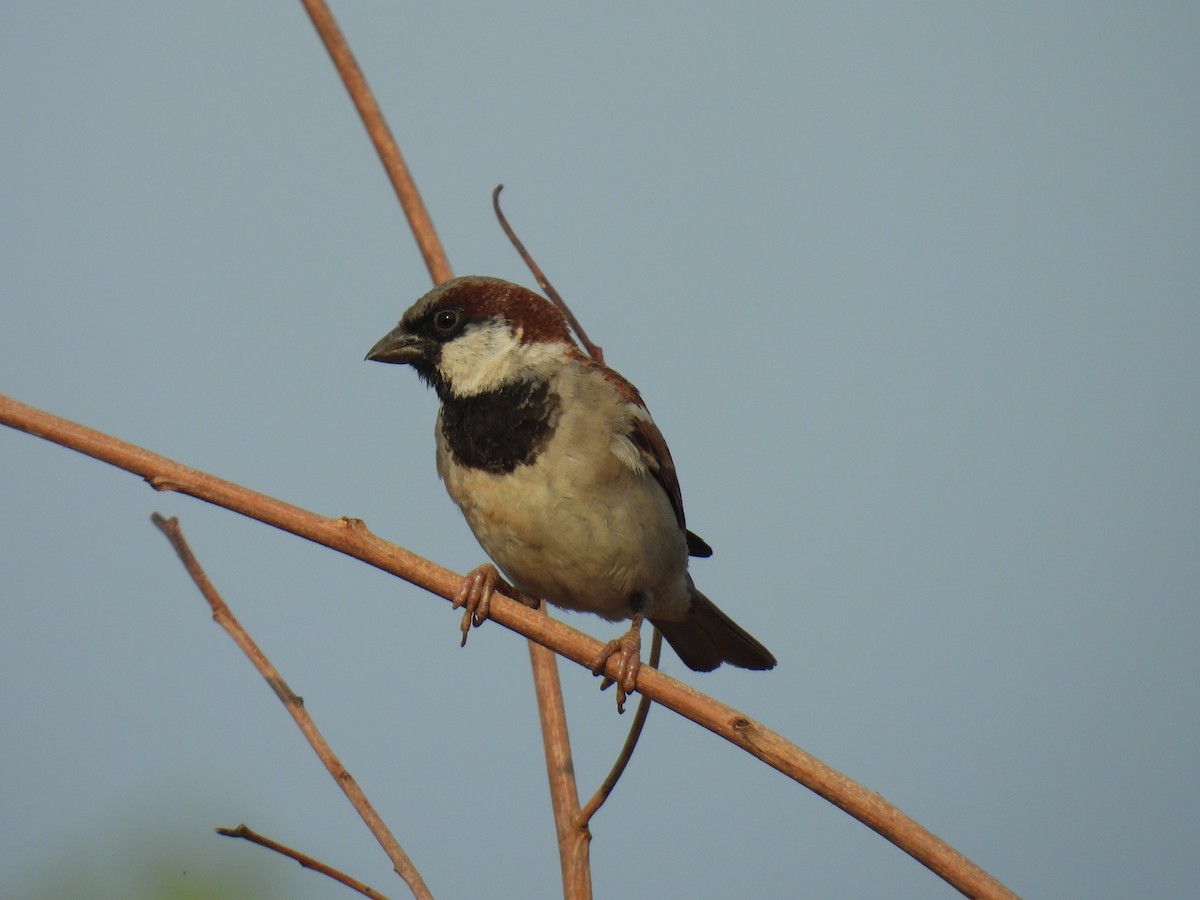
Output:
[{"xmin": 439, "ymin": 379, "xmax": 560, "ymax": 473}]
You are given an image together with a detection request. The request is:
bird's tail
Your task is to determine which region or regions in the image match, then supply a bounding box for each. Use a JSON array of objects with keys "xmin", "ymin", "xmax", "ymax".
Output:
[{"xmin": 652, "ymin": 586, "xmax": 776, "ymax": 673}]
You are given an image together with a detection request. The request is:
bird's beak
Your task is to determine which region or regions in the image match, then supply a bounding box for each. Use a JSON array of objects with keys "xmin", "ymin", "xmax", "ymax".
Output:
[{"xmin": 366, "ymin": 325, "xmax": 428, "ymax": 365}]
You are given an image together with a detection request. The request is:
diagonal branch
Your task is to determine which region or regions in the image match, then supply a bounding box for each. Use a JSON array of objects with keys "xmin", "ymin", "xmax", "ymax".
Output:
[
  {"xmin": 1, "ymin": 393, "xmax": 1019, "ymax": 900},
  {"xmin": 299, "ymin": 0, "xmax": 452, "ymax": 285},
  {"xmin": 152, "ymin": 513, "xmax": 428, "ymax": 900}
]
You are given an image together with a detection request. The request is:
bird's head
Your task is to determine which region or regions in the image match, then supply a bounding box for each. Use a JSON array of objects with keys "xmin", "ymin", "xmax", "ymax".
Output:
[{"xmin": 366, "ymin": 276, "xmax": 576, "ymax": 399}]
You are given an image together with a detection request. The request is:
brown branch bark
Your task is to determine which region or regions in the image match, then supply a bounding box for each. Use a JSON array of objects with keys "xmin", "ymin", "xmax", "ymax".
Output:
[
  {"xmin": 0, "ymin": 392, "xmax": 1019, "ymax": 900},
  {"xmin": 527, "ymin": 615, "xmax": 591, "ymax": 900},
  {"xmin": 152, "ymin": 513, "xmax": 428, "ymax": 899},
  {"xmin": 299, "ymin": 0, "xmax": 452, "ymax": 285}
]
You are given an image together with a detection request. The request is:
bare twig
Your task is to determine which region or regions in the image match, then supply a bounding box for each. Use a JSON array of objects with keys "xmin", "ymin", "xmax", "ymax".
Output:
[
  {"xmin": 217, "ymin": 824, "xmax": 391, "ymax": 900},
  {"xmin": 492, "ymin": 185, "xmax": 605, "ymax": 363},
  {"xmin": 151, "ymin": 513, "xmax": 430, "ymax": 900},
  {"xmin": 1, "ymin": 394, "xmax": 1019, "ymax": 899},
  {"xmin": 299, "ymin": 0, "xmax": 452, "ymax": 285}
]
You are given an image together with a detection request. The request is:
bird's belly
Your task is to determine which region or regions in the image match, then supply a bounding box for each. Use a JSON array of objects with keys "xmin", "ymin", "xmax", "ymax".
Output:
[{"xmin": 444, "ymin": 461, "xmax": 687, "ymax": 621}]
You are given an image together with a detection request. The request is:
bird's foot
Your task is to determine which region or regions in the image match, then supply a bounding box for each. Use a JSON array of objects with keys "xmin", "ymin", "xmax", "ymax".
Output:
[
  {"xmin": 452, "ymin": 564, "xmax": 537, "ymax": 647},
  {"xmin": 453, "ymin": 563, "xmax": 503, "ymax": 647},
  {"xmin": 590, "ymin": 614, "xmax": 643, "ymax": 714}
]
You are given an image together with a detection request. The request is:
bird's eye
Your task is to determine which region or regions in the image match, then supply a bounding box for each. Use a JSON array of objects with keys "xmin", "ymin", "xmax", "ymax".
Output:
[{"xmin": 433, "ymin": 309, "xmax": 461, "ymax": 334}]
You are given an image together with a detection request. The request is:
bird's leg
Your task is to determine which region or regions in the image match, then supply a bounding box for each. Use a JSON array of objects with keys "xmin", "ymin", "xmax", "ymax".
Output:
[
  {"xmin": 591, "ymin": 612, "xmax": 644, "ymax": 714},
  {"xmin": 452, "ymin": 563, "xmax": 538, "ymax": 647}
]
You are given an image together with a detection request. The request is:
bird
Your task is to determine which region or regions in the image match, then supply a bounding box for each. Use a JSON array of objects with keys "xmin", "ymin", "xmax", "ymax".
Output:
[{"xmin": 367, "ymin": 275, "xmax": 775, "ymax": 709}]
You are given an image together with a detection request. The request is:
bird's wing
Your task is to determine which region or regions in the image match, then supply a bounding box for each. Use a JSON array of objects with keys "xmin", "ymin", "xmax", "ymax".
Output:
[{"xmin": 595, "ymin": 361, "xmax": 714, "ymax": 558}]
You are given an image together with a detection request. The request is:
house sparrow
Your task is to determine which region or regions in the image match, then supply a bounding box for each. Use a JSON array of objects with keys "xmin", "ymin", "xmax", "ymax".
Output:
[{"xmin": 367, "ymin": 276, "xmax": 775, "ymax": 707}]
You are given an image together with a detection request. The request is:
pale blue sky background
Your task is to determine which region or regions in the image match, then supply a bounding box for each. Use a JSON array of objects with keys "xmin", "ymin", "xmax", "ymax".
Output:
[{"xmin": 3, "ymin": 3, "xmax": 1198, "ymax": 898}]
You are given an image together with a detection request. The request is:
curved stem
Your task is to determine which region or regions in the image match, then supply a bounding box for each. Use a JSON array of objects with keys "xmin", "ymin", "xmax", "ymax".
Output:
[
  {"xmin": 576, "ymin": 628, "xmax": 662, "ymax": 830},
  {"xmin": 492, "ymin": 185, "xmax": 604, "ymax": 363}
]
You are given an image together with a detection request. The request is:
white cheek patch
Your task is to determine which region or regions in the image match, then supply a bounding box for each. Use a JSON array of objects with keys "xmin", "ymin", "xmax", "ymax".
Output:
[{"xmin": 438, "ymin": 321, "xmax": 570, "ymax": 396}]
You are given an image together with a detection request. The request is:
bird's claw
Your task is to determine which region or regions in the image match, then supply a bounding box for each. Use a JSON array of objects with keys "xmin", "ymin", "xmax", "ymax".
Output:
[
  {"xmin": 452, "ymin": 564, "xmax": 538, "ymax": 647},
  {"xmin": 453, "ymin": 563, "xmax": 501, "ymax": 647},
  {"xmin": 591, "ymin": 616, "xmax": 643, "ymax": 714}
]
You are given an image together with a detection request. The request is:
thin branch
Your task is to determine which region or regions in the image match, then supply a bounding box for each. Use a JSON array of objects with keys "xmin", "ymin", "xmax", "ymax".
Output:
[
  {"xmin": 151, "ymin": 513, "xmax": 430, "ymax": 900},
  {"xmin": 0, "ymin": 393, "xmax": 1019, "ymax": 899},
  {"xmin": 299, "ymin": 0, "xmax": 452, "ymax": 285},
  {"xmin": 527, "ymin": 611, "xmax": 591, "ymax": 899},
  {"xmin": 492, "ymin": 185, "xmax": 605, "ymax": 363},
  {"xmin": 576, "ymin": 629, "xmax": 662, "ymax": 830},
  {"xmin": 216, "ymin": 824, "xmax": 391, "ymax": 900},
  {"xmin": 290, "ymin": 7, "xmax": 589, "ymax": 891}
]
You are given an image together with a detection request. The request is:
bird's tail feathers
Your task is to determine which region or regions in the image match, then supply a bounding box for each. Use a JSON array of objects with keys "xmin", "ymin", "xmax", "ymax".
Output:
[{"xmin": 652, "ymin": 587, "xmax": 776, "ymax": 673}]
